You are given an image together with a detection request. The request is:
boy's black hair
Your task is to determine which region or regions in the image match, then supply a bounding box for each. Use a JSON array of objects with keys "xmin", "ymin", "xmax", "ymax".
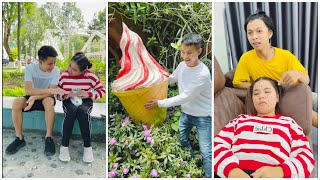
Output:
[
  {"xmin": 181, "ymin": 33, "xmax": 203, "ymax": 49},
  {"xmin": 38, "ymin": 46, "xmax": 58, "ymax": 61},
  {"xmin": 71, "ymin": 52, "xmax": 92, "ymax": 71},
  {"xmin": 244, "ymin": 10, "xmax": 274, "ymax": 33},
  {"xmin": 249, "ymin": 77, "xmax": 282, "ymax": 114}
]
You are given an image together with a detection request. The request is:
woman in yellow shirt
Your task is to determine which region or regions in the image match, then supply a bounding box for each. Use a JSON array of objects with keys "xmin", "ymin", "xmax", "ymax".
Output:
[{"xmin": 233, "ymin": 10, "xmax": 318, "ymax": 127}]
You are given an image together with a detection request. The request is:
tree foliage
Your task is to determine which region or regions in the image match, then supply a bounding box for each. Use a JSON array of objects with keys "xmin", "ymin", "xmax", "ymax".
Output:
[
  {"xmin": 3, "ymin": 2, "xmax": 35, "ymax": 61},
  {"xmin": 89, "ymin": 8, "xmax": 106, "ymax": 31},
  {"xmin": 2, "ymin": 2, "xmax": 94, "ymax": 60},
  {"xmin": 108, "ymin": 2, "xmax": 212, "ymax": 72}
]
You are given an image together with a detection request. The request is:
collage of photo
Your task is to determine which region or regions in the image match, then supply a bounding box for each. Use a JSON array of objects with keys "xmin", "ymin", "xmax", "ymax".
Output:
[{"xmin": 1, "ymin": 1, "xmax": 318, "ymax": 179}]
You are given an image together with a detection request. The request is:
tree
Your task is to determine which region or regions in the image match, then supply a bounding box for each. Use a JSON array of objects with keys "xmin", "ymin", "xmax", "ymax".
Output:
[
  {"xmin": 3, "ymin": 2, "xmax": 18, "ymax": 61},
  {"xmin": 89, "ymin": 8, "xmax": 106, "ymax": 31},
  {"xmin": 108, "ymin": 2, "xmax": 212, "ymax": 71},
  {"xmin": 24, "ymin": 6, "xmax": 47, "ymax": 59},
  {"xmin": 3, "ymin": 2, "xmax": 34, "ymax": 62},
  {"xmin": 40, "ymin": 2, "xmax": 61, "ymax": 29},
  {"xmin": 61, "ymin": 2, "xmax": 84, "ymax": 58},
  {"xmin": 17, "ymin": 2, "xmax": 21, "ymax": 71}
]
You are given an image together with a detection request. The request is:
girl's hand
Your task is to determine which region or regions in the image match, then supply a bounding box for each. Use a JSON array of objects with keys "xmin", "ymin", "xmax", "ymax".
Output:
[
  {"xmin": 64, "ymin": 93, "xmax": 77, "ymax": 99},
  {"xmin": 251, "ymin": 166, "xmax": 284, "ymax": 178},
  {"xmin": 77, "ymin": 90, "xmax": 89, "ymax": 98},
  {"xmin": 228, "ymin": 168, "xmax": 251, "ymax": 178}
]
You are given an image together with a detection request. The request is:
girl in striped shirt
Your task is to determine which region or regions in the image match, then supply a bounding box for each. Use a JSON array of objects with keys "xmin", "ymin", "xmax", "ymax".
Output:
[
  {"xmin": 57, "ymin": 52, "xmax": 106, "ymax": 163},
  {"xmin": 214, "ymin": 77, "xmax": 314, "ymax": 178}
]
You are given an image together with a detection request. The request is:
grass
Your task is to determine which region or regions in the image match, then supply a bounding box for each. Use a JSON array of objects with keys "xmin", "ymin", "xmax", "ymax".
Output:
[{"xmin": 3, "ymin": 88, "xmax": 25, "ymax": 97}]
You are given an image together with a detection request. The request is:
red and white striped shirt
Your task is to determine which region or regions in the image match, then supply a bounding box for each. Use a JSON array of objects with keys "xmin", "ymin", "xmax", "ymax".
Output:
[
  {"xmin": 57, "ymin": 69, "xmax": 106, "ymax": 100},
  {"xmin": 214, "ymin": 114, "xmax": 314, "ymax": 178}
]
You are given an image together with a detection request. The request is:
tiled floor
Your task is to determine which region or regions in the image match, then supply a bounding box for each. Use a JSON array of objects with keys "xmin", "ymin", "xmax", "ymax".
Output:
[{"xmin": 2, "ymin": 128, "xmax": 106, "ymax": 178}]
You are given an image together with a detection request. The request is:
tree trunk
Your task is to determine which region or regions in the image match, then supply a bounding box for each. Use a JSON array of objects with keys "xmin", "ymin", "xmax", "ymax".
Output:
[
  {"xmin": 28, "ymin": 39, "xmax": 32, "ymax": 59},
  {"xmin": 34, "ymin": 42, "xmax": 38, "ymax": 60},
  {"xmin": 3, "ymin": 22, "xmax": 13, "ymax": 62},
  {"xmin": 17, "ymin": 2, "xmax": 22, "ymax": 72}
]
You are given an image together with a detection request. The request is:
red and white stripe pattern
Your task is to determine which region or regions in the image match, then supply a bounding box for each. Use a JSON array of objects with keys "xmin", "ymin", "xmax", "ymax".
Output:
[
  {"xmin": 57, "ymin": 70, "xmax": 106, "ymax": 100},
  {"xmin": 111, "ymin": 22, "xmax": 169, "ymax": 92},
  {"xmin": 214, "ymin": 114, "xmax": 314, "ymax": 178}
]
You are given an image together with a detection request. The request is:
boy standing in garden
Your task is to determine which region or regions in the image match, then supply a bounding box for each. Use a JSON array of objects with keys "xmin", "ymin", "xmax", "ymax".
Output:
[
  {"xmin": 5, "ymin": 46, "xmax": 67, "ymax": 156},
  {"xmin": 145, "ymin": 33, "xmax": 212, "ymax": 178}
]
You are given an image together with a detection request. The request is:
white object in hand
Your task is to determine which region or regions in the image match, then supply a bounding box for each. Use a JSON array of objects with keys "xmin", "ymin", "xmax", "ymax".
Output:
[{"xmin": 71, "ymin": 88, "xmax": 82, "ymax": 107}]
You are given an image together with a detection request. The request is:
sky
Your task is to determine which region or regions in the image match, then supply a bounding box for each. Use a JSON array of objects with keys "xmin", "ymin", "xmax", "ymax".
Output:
[{"xmin": 37, "ymin": 2, "xmax": 105, "ymax": 27}]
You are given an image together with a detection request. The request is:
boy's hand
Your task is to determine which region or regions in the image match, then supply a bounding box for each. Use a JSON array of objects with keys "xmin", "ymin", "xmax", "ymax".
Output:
[
  {"xmin": 24, "ymin": 96, "xmax": 36, "ymax": 111},
  {"xmin": 251, "ymin": 166, "xmax": 284, "ymax": 178},
  {"xmin": 144, "ymin": 99, "xmax": 159, "ymax": 110},
  {"xmin": 279, "ymin": 70, "xmax": 300, "ymax": 85},
  {"xmin": 49, "ymin": 88, "xmax": 69, "ymax": 95}
]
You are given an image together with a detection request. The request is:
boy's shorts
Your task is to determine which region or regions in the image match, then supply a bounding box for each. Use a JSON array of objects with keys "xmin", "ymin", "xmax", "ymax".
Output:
[{"xmin": 23, "ymin": 95, "xmax": 56, "ymax": 112}]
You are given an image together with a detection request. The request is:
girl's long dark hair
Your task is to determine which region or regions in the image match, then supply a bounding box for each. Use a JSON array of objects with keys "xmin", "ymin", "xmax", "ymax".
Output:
[{"xmin": 71, "ymin": 52, "xmax": 93, "ymax": 71}]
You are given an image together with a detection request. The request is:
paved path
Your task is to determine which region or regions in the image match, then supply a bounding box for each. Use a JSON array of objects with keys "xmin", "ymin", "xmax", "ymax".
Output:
[{"xmin": 3, "ymin": 128, "xmax": 106, "ymax": 178}]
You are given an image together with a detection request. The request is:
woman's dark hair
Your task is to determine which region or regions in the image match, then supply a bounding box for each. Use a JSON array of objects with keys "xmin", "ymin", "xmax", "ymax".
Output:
[
  {"xmin": 71, "ymin": 52, "xmax": 92, "ymax": 71},
  {"xmin": 244, "ymin": 10, "xmax": 274, "ymax": 33},
  {"xmin": 38, "ymin": 46, "xmax": 58, "ymax": 62},
  {"xmin": 249, "ymin": 77, "xmax": 283, "ymax": 113}
]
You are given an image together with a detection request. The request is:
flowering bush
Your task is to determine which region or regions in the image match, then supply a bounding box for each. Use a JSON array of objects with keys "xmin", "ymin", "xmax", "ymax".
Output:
[{"xmin": 108, "ymin": 113, "xmax": 204, "ymax": 178}]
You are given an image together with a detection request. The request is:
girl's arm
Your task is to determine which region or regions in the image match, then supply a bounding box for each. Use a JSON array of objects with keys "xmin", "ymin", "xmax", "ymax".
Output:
[
  {"xmin": 56, "ymin": 73, "xmax": 69, "ymax": 101},
  {"xmin": 87, "ymin": 73, "xmax": 106, "ymax": 100},
  {"xmin": 280, "ymin": 121, "xmax": 315, "ymax": 178},
  {"xmin": 214, "ymin": 118, "xmax": 249, "ymax": 178}
]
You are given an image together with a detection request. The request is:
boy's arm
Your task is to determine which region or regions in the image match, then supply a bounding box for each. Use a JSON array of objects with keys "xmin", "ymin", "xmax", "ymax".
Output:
[
  {"xmin": 25, "ymin": 82, "xmax": 67, "ymax": 97},
  {"xmin": 23, "ymin": 84, "xmax": 59, "ymax": 111},
  {"xmin": 158, "ymin": 75, "xmax": 210, "ymax": 108},
  {"xmin": 168, "ymin": 74, "xmax": 178, "ymax": 85},
  {"xmin": 279, "ymin": 70, "xmax": 310, "ymax": 85},
  {"xmin": 24, "ymin": 81, "xmax": 51, "ymax": 96},
  {"xmin": 233, "ymin": 82, "xmax": 251, "ymax": 89}
]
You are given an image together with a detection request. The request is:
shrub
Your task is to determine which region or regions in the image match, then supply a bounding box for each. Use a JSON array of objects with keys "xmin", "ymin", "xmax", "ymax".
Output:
[
  {"xmin": 3, "ymin": 87, "xmax": 25, "ymax": 97},
  {"xmin": 108, "ymin": 113, "xmax": 203, "ymax": 178}
]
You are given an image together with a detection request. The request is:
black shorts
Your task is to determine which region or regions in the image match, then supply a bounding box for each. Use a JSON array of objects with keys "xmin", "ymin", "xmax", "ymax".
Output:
[{"xmin": 23, "ymin": 95, "xmax": 56, "ymax": 112}]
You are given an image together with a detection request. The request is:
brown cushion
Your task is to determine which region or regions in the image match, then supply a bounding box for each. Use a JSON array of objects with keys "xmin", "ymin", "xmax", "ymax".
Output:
[
  {"xmin": 214, "ymin": 87, "xmax": 245, "ymax": 136},
  {"xmin": 214, "ymin": 57, "xmax": 226, "ymax": 94},
  {"xmin": 224, "ymin": 68, "xmax": 236, "ymax": 81}
]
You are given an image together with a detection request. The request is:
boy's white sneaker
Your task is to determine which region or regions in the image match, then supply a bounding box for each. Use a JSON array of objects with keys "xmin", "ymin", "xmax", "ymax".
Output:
[
  {"xmin": 59, "ymin": 146, "xmax": 71, "ymax": 162},
  {"xmin": 83, "ymin": 147, "xmax": 94, "ymax": 163}
]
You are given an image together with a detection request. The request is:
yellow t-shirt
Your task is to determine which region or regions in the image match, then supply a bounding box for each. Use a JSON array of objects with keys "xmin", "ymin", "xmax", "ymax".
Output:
[{"xmin": 233, "ymin": 47, "xmax": 308, "ymax": 85}]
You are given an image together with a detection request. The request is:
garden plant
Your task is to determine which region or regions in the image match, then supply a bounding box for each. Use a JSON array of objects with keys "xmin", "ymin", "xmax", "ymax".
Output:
[{"xmin": 108, "ymin": 2, "xmax": 212, "ymax": 178}]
